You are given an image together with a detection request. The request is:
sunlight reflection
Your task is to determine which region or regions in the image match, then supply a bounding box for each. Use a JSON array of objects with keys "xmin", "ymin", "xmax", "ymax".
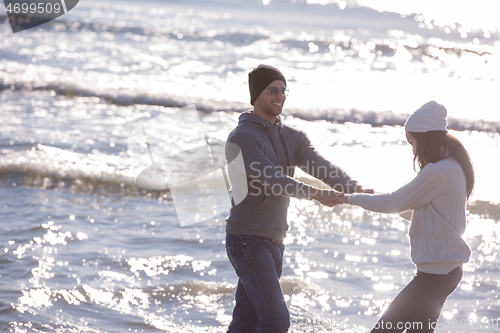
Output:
[
  {"xmin": 291, "ymin": 293, "xmax": 316, "ymax": 311},
  {"xmin": 128, "ymin": 254, "xmax": 195, "ymax": 277},
  {"xmin": 121, "ymin": 288, "xmax": 150, "ymax": 310},
  {"xmin": 345, "ymin": 254, "xmax": 362, "ymax": 262},
  {"xmin": 335, "ymin": 299, "xmax": 351, "ymax": 308},
  {"xmin": 18, "ymin": 287, "xmax": 52, "ymax": 311},
  {"xmin": 374, "ymin": 283, "xmax": 395, "ymax": 291},
  {"xmin": 99, "ymin": 270, "xmax": 134, "ymax": 283},
  {"xmin": 58, "ymin": 289, "xmax": 86, "ymax": 305},
  {"xmin": 307, "ymin": 271, "xmax": 329, "ymax": 279},
  {"xmin": 83, "ymin": 285, "xmax": 116, "ymax": 307},
  {"xmin": 442, "ymin": 311, "xmax": 454, "ymax": 320}
]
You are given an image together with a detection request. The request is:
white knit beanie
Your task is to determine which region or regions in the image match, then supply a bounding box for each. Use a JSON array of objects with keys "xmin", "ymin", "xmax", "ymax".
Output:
[{"xmin": 404, "ymin": 101, "xmax": 448, "ymax": 133}]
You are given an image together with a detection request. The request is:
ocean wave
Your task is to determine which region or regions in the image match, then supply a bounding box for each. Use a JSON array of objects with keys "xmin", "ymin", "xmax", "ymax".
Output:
[
  {"xmin": 285, "ymin": 108, "xmax": 500, "ymax": 133},
  {"xmin": 2, "ymin": 11, "xmax": 493, "ymax": 57},
  {"xmin": 0, "ymin": 13, "xmax": 270, "ymax": 45},
  {"xmin": 468, "ymin": 200, "xmax": 500, "ymax": 222},
  {"xmin": 0, "ymin": 144, "xmax": 143, "ymax": 193},
  {"xmin": 0, "ymin": 80, "xmax": 245, "ymax": 113},
  {"xmin": 1, "ymin": 145, "xmax": 498, "ymax": 219},
  {"xmin": 1, "ymin": 80, "xmax": 498, "ymax": 133}
]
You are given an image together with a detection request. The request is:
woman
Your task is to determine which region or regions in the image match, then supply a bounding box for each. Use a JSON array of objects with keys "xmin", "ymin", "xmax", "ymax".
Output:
[{"xmin": 338, "ymin": 101, "xmax": 474, "ymax": 332}]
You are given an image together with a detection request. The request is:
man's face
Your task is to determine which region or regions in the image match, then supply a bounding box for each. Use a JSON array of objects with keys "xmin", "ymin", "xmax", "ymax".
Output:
[{"xmin": 254, "ymin": 80, "xmax": 286, "ymax": 121}]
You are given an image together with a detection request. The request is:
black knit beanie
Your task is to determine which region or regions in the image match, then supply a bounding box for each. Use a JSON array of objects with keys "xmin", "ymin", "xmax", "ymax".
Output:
[{"xmin": 248, "ymin": 64, "xmax": 286, "ymax": 106}]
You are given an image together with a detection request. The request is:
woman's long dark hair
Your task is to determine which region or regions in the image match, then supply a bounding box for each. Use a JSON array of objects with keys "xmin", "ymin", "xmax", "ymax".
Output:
[{"xmin": 410, "ymin": 131, "xmax": 475, "ymax": 199}]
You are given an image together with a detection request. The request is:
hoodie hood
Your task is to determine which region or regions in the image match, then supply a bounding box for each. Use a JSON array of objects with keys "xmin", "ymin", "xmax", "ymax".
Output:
[
  {"xmin": 238, "ymin": 110, "xmax": 288, "ymax": 167},
  {"xmin": 238, "ymin": 111, "xmax": 283, "ymax": 128}
]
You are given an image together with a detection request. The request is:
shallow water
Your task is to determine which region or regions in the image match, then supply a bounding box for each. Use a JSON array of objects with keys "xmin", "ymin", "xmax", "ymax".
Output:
[{"xmin": 1, "ymin": 102, "xmax": 499, "ymax": 332}]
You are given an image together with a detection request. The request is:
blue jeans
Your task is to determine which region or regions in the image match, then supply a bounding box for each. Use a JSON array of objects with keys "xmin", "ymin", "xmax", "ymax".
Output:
[
  {"xmin": 370, "ymin": 266, "xmax": 463, "ymax": 333},
  {"xmin": 225, "ymin": 233, "xmax": 290, "ymax": 333}
]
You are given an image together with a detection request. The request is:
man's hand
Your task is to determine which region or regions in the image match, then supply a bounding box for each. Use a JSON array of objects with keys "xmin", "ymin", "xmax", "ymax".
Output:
[
  {"xmin": 310, "ymin": 188, "xmax": 342, "ymax": 207},
  {"xmin": 355, "ymin": 185, "xmax": 374, "ymax": 194},
  {"xmin": 337, "ymin": 192, "xmax": 350, "ymax": 204},
  {"xmin": 338, "ymin": 186, "xmax": 375, "ymax": 205}
]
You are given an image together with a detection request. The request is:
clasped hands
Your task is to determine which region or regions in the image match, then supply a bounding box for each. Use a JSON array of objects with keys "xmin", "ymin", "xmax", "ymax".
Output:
[{"xmin": 310, "ymin": 185, "xmax": 374, "ymax": 207}]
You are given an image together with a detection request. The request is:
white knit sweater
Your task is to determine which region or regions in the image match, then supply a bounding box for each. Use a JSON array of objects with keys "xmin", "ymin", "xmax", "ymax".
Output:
[{"xmin": 349, "ymin": 158, "xmax": 471, "ymax": 274}]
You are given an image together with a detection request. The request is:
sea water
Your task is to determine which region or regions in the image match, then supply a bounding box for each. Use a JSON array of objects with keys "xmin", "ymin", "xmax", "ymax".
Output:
[{"xmin": 0, "ymin": 0, "xmax": 499, "ymax": 332}]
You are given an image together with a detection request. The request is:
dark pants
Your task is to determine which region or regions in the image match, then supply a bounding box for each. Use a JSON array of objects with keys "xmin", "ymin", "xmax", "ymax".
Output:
[
  {"xmin": 225, "ymin": 233, "xmax": 290, "ymax": 333},
  {"xmin": 371, "ymin": 266, "xmax": 463, "ymax": 333}
]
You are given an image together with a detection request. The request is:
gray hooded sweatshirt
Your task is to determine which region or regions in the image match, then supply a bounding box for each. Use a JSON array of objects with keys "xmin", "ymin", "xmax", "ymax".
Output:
[{"xmin": 225, "ymin": 111, "xmax": 359, "ymax": 240}]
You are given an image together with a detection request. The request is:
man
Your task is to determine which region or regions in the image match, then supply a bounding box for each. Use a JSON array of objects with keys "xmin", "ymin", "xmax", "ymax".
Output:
[{"xmin": 225, "ymin": 64, "xmax": 369, "ymax": 333}]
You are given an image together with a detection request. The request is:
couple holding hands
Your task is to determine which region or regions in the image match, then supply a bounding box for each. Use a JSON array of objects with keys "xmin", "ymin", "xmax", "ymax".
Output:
[{"xmin": 224, "ymin": 64, "xmax": 474, "ymax": 333}]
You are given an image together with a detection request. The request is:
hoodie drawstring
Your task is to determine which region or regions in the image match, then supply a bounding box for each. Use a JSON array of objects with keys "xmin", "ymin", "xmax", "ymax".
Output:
[
  {"xmin": 279, "ymin": 127, "xmax": 291, "ymax": 172},
  {"xmin": 264, "ymin": 122, "xmax": 291, "ymax": 176}
]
